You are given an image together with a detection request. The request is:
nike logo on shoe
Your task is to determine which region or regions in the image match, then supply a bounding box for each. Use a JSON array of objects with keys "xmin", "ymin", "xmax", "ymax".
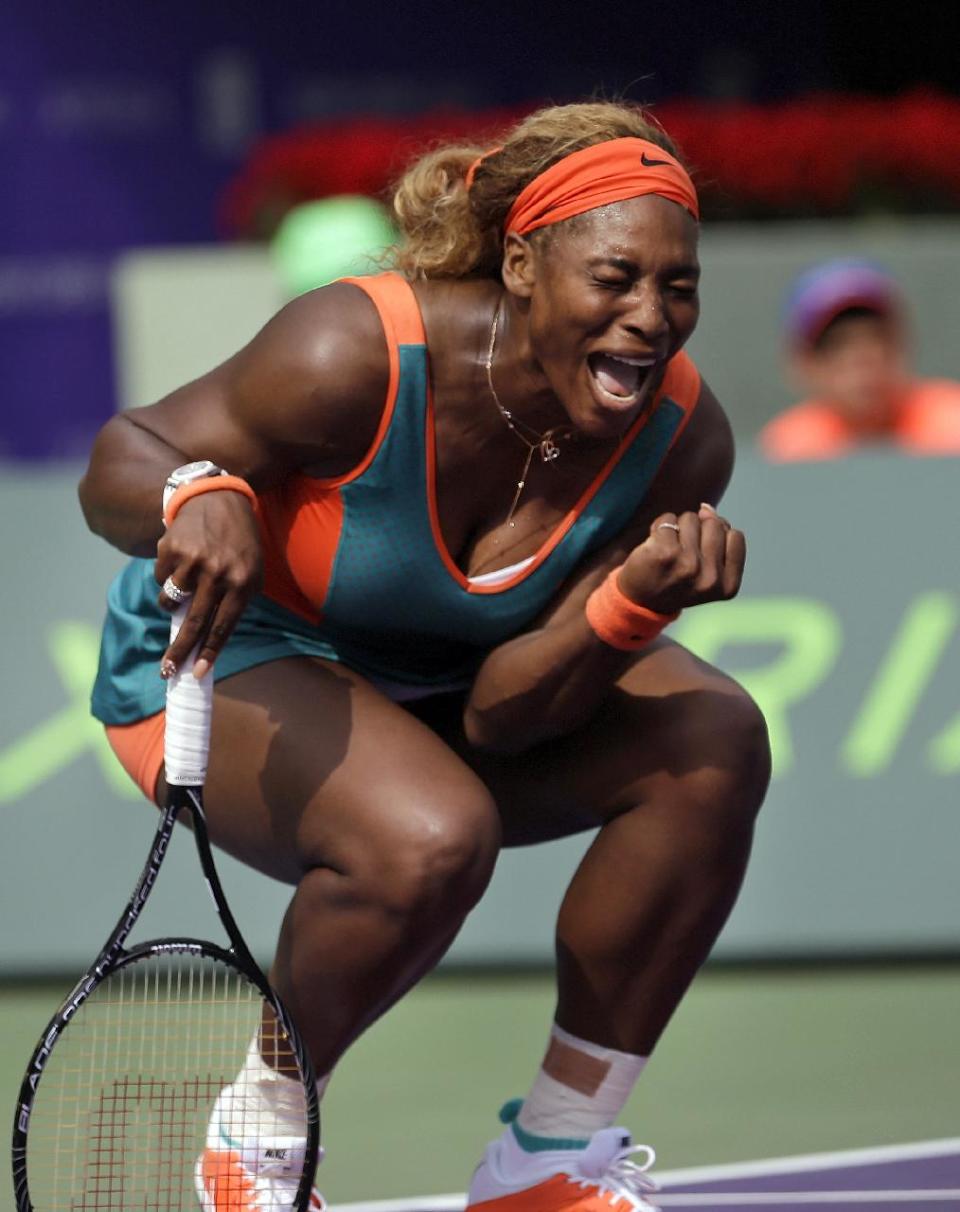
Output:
[{"xmin": 196, "ymin": 1146, "xmax": 326, "ymax": 1210}]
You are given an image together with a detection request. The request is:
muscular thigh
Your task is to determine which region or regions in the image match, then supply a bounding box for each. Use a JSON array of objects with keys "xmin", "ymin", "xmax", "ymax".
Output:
[
  {"xmin": 178, "ymin": 656, "xmax": 497, "ymax": 884},
  {"xmin": 412, "ymin": 639, "xmax": 757, "ymax": 846}
]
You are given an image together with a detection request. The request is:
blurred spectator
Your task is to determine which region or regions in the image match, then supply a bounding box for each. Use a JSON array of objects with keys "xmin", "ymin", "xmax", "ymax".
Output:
[{"xmin": 759, "ymin": 259, "xmax": 960, "ymax": 461}]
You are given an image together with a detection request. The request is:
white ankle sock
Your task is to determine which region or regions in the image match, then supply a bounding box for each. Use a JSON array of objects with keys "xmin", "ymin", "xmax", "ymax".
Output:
[
  {"xmin": 221, "ymin": 1033, "xmax": 329, "ymax": 1140},
  {"xmin": 515, "ymin": 1023, "xmax": 648, "ymax": 1143}
]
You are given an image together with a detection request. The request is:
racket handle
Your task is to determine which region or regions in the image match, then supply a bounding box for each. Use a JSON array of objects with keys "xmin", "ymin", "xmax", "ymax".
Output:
[{"xmin": 164, "ymin": 603, "xmax": 214, "ymax": 786}]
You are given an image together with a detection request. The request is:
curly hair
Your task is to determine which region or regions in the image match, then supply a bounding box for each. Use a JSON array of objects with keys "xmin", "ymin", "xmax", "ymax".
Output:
[{"xmin": 388, "ymin": 101, "xmax": 683, "ymax": 281}]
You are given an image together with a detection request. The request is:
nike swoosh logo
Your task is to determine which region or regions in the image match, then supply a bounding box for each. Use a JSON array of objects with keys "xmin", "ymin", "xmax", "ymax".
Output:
[{"xmin": 640, "ymin": 152, "xmax": 670, "ymax": 167}]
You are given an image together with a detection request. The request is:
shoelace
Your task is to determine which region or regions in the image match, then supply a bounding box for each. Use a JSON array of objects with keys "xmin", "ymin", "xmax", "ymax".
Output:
[{"xmin": 575, "ymin": 1143, "xmax": 659, "ymax": 1205}]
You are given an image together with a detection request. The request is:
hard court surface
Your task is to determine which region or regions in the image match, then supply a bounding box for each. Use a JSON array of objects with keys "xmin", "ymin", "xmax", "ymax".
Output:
[
  {"xmin": 3, "ymin": 967, "xmax": 958, "ymax": 1207},
  {"xmin": 333, "ymin": 1140, "xmax": 960, "ymax": 1211}
]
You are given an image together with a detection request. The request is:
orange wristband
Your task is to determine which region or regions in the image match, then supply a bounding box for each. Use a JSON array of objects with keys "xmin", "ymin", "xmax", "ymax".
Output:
[
  {"xmin": 163, "ymin": 475, "xmax": 258, "ymax": 527},
  {"xmin": 585, "ymin": 566, "xmax": 679, "ymax": 651}
]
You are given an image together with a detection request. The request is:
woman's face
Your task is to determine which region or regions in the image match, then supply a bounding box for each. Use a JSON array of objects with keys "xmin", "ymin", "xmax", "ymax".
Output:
[{"xmin": 512, "ymin": 194, "xmax": 701, "ymax": 439}]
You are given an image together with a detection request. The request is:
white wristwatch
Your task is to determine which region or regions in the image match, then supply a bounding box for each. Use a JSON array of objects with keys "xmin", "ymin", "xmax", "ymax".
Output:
[{"xmin": 162, "ymin": 460, "xmax": 227, "ymax": 519}]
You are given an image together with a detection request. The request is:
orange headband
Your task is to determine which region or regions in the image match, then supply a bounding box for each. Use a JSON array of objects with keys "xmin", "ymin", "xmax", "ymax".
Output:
[
  {"xmin": 465, "ymin": 146, "xmax": 502, "ymax": 190},
  {"xmin": 496, "ymin": 137, "xmax": 698, "ymax": 235}
]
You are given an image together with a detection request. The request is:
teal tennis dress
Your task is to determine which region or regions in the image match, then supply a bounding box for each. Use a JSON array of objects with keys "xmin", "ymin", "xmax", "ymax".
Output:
[{"xmin": 92, "ymin": 273, "xmax": 700, "ymax": 725}]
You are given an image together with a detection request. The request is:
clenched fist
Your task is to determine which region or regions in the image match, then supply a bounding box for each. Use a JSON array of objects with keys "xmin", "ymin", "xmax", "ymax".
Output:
[{"xmin": 618, "ymin": 503, "xmax": 745, "ymax": 616}]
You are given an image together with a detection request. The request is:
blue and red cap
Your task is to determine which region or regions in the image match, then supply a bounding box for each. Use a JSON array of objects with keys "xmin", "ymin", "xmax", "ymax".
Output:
[{"xmin": 784, "ymin": 259, "xmax": 902, "ymax": 349}]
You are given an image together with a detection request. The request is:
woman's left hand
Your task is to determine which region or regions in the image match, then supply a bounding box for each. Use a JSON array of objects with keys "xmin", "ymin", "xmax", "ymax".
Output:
[{"xmin": 617, "ymin": 502, "xmax": 746, "ymax": 616}]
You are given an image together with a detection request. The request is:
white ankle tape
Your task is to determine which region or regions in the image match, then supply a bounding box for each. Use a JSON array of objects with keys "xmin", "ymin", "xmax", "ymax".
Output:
[{"xmin": 516, "ymin": 1023, "xmax": 648, "ymax": 1140}]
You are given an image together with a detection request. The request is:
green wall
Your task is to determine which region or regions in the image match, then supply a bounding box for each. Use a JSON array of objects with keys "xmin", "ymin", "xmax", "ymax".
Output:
[
  {"xmin": 2, "ymin": 453, "xmax": 958, "ymax": 974},
  {"xmin": 112, "ymin": 220, "xmax": 960, "ymax": 439}
]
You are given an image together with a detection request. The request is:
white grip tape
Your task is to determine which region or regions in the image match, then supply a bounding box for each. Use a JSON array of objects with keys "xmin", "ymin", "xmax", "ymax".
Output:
[{"xmin": 164, "ymin": 603, "xmax": 213, "ymax": 786}]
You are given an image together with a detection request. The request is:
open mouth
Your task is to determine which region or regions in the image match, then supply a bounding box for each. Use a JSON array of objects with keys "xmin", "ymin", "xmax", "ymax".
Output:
[{"xmin": 587, "ymin": 352, "xmax": 657, "ymax": 405}]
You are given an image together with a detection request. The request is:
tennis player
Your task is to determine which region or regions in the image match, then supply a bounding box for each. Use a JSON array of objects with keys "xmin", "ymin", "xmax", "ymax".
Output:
[{"xmin": 82, "ymin": 101, "xmax": 770, "ymax": 1211}]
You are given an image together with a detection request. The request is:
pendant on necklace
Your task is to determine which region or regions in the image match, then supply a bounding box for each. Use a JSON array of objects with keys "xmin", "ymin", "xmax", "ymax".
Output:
[{"xmin": 539, "ymin": 435, "xmax": 561, "ymax": 462}]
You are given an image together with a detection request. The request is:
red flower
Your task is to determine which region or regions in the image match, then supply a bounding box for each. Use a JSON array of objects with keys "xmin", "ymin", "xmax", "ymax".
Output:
[{"xmin": 221, "ymin": 91, "xmax": 960, "ymax": 236}]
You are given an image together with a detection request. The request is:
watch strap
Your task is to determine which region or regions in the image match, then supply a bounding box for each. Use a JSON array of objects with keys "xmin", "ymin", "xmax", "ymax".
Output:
[{"xmin": 163, "ymin": 475, "xmax": 258, "ymax": 528}]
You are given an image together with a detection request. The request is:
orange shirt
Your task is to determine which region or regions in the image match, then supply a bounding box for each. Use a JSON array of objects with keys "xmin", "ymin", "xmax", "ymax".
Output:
[{"xmin": 759, "ymin": 379, "xmax": 960, "ymax": 462}]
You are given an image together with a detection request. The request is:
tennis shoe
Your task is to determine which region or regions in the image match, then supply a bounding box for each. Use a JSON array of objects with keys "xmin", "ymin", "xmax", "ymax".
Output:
[
  {"xmin": 195, "ymin": 1087, "xmax": 325, "ymax": 1210},
  {"xmin": 467, "ymin": 1120, "xmax": 660, "ymax": 1212}
]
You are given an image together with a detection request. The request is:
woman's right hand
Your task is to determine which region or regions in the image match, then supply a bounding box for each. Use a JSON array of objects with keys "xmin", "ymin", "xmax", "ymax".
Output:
[{"xmin": 154, "ymin": 490, "xmax": 263, "ymax": 680}]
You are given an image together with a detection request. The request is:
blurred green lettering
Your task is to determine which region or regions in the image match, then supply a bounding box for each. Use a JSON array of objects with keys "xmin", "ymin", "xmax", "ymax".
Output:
[
  {"xmin": 841, "ymin": 593, "xmax": 958, "ymax": 777},
  {"xmin": 0, "ymin": 622, "xmax": 137, "ymax": 802},
  {"xmin": 927, "ymin": 711, "xmax": 960, "ymax": 775},
  {"xmin": 675, "ymin": 597, "xmax": 842, "ymax": 777},
  {"xmin": 2, "ymin": 597, "xmax": 957, "ymax": 800}
]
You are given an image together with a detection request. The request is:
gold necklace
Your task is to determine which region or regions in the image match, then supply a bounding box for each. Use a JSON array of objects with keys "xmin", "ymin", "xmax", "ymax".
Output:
[{"xmin": 484, "ymin": 296, "xmax": 569, "ymax": 528}]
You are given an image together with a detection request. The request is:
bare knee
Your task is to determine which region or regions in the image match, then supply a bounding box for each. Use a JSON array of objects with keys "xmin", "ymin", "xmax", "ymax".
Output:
[
  {"xmin": 380, "ymin": 794, "xmax": 501, "ymax": 918},
  {"xmin": 304, "ymin": 788, "xmax": 501, "ymax": 924},
  {"xmin": 680, "ymin": 684, "xmax": 771, "ymax": 828},
  {"xmin": 612, "ymin": 672, "xmax": 772, "ymax": 836},
  {"xmin": 723, "ymin": 687, "xmax": 770, "ymax": 811}
]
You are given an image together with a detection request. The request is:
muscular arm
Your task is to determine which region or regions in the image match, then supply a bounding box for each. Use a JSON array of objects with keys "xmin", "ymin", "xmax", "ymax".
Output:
[
  {"xmin": 463, "ymin": 382, "xmax": 739, "ymax": 753},
  {"xmin": 78, "ymin": 283, "xmax": 388, "ymax": 555},
  {"xmin": 79, "ymin": 283, "xmax": 389, "ymax": 674}
]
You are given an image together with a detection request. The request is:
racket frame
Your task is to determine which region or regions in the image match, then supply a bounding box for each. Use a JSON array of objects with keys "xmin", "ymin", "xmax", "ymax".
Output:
[{"xmin": 12, "ymin": 744, "xmax": 320, "ymax": 1212}]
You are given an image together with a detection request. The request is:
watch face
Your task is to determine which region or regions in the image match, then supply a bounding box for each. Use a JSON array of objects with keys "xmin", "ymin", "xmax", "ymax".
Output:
[
  {"xmin": 178, "ymin": 460, "xmax": 218, "ymax": 479},
  {"xmin": 162, "ymin": 461, "xmax": 223, "ymax": 522}
]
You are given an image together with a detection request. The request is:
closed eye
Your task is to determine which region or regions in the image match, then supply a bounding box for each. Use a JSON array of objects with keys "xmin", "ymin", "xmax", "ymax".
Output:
[{"xmin": 591, "ymin": 273, "xmax": 631, "ymax": 290}]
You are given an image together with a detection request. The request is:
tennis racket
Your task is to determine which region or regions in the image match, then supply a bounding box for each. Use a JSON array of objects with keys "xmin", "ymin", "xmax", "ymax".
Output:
[{"xmin": 12, "ymin": 604, "xmax": 320, "ymax": 1211}]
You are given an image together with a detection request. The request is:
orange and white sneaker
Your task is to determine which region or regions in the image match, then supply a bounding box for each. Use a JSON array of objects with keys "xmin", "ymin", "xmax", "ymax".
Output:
[
  {"xmin": 194, "ymin": 1142, "xmax": 324, "ymax": 1210},
  {"xmin": 467, "ymin": 1119, "xmax": 659, "ymax": 1212},
  {"xmin": 195, "ymin": 1089, "xmax": 325, "ymax": 1210}
]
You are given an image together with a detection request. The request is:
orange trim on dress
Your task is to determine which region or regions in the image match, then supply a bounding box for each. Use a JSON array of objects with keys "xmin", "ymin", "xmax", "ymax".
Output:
[
  {"xmin": 257, "ymin": 478, "xmax": 348, "ymax": 623},
  {"xmin": 258, "ymin": 275, "xmax": 701, "ymax": 613},
  {"xmin": 345, "ymin": 271, "xmax": 427, "ymax": 345},
  {"xmin": 258, "ymin": 273, "xmax": 428, "ymax": 618},
  {"xmin": 661, "ymin": 350, "xmax": 701, "ymax": 448},
  {"xmin": 426, "ymin": 350, "xmax": 702, "ymax": 594},
  {"xmin": 313, "ymin": 274, "xmax": 425, "ymax": 489},
  {"xmin": 105, "ymin": 712, "xmax": 166, "ymax": 804}
]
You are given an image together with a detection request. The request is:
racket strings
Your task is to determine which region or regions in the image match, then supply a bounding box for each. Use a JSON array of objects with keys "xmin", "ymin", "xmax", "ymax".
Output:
[{"xmin": 27, "ymin": 952, "xmax": 301, "ymax": 1211}]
